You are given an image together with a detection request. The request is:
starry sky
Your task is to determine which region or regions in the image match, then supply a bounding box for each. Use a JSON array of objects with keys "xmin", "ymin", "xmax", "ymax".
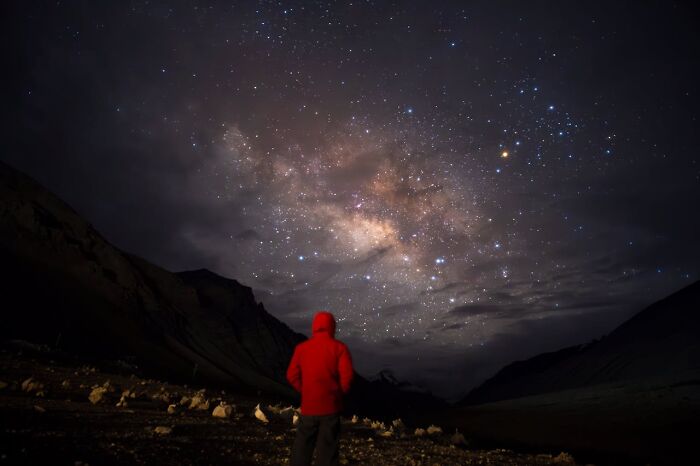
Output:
[{"xmin": 5, "ymin": 1, "xmax": 700, "ymax": 400}]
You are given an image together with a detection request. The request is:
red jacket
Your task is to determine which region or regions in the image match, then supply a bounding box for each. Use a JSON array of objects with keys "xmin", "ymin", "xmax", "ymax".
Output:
[{"xmin": 286, "ymin": 311, "xmax": 354, "ymax": 415}]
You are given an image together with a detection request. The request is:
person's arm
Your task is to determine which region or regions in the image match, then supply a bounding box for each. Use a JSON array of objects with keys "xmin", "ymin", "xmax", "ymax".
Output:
[
  {"xmin": 338, "ymin": 344, "xmax": 354, "ymax": 394},
  {"xmin": 286, "ymin": 345, "xmax": 302, "ymax": 393}
]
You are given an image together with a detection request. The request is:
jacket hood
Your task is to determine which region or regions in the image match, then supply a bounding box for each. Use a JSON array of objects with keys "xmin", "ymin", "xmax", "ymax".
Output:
[{"xmin": 312, "ymin": 311, "xmax": 336, "ymax": 337}]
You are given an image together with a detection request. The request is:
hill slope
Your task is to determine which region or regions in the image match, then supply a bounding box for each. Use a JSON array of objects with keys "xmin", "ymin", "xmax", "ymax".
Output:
[
  {"xmin": 0, "ymin": 160, "xmax": 446, "ymax": 421},
  {"xmin": 461, "ymin": 279, "xmax": 700, "ymax": 405},
  {"xmin": 0, "ymin": 159, "xmax": 304, "ymax": 396}
]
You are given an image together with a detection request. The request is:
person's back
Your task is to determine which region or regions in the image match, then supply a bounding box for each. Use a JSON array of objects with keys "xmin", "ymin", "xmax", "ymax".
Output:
[{"xmin": 287, "ymin": 311, "xmax": 354, "ymax": 466}]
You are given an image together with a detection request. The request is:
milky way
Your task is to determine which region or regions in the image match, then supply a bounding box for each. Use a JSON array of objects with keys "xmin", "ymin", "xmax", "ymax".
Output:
[{"xmin": 5, "ymin": 1, "xmax": 699, "ymax": 398}]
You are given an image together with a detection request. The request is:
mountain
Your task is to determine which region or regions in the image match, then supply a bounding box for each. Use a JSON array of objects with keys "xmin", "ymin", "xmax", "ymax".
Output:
[
  {"xmin": 460, "ymin": 279, "xmax": 700, "ymax": 405},
  {"xmin": 0, "ymin": 160, "xmax": 445, "ymax": 421},
  {"xmin": 369, "ymin": 369, "xmax": 432, "ymax": 394},
  {"xmin": 0, "ymin": 159, "xmax": 305, "ymax": 396}
]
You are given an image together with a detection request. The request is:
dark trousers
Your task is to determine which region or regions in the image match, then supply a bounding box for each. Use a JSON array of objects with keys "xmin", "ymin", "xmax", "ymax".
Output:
[{"xmin": 291, "ymin": 413, "xmax": 341, "ymax": 466}]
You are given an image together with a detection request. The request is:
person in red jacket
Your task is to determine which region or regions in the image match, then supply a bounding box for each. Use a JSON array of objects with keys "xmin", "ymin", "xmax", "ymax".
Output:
[{"xmin": 287, "ymin": 311, "xmax": 354, "ymax": 466}]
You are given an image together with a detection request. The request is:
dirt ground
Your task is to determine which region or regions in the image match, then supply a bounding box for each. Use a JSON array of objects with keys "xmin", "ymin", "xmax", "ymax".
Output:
[{"xmin": 0, "ymin": 349, "xmax": 581, "ymax": 466}]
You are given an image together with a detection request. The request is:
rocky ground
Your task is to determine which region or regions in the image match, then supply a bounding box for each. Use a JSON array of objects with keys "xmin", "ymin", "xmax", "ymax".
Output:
[{"xmin": 0, "ymin": 348, "xmax": 581, "ymax": 466}]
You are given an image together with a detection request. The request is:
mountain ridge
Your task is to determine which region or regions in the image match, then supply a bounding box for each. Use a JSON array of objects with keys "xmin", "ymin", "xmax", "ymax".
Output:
[
  {"xmin": 0, "ymin": 159, "xmax": 446, "ymax": 422},
  {"xmin": 460, "ymin": 279, "xmax": 700, "ymax": 405}
]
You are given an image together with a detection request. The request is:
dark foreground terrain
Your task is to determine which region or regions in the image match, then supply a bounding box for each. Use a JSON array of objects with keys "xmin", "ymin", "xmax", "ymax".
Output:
[
  {"xmin": 447, "ymin": 377, "xmax": 700, "ymax": 466},
  {"xmin": 0, "ymin": 348, "xmax": 580, "ymax": 466}
]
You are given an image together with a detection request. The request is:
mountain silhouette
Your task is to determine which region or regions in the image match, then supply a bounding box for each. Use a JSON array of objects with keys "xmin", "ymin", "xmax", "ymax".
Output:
[
  {"xmin": 461, "ymin": 279, "xmax": 700, "ymax": 405},
  {"xmin": 0, "ymin": 159, "xmax": 444, "ymax": 421},
  {"xmin": 0, "ymin": 160, "xmax": 306, "ymax": 396}
]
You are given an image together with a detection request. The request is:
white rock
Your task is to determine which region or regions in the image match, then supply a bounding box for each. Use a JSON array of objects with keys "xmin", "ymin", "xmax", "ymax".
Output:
[
  {"xmin": 370, "ymin": 421, "xmax": 386, "ymax": 430},
  {"xmin": 254, "ymin": 403, "xmax": 269, "ymax": 423},
  {"xmin": 426, "ymin": 425, "xmax": 442, "ymax": 435},
  {"xmin": 292, "ymin": 412, "xmax": 300, "ymax": 426},
  {"xmin": 212, "ymin": 402, "xmax": 233, "ymax": 419}
]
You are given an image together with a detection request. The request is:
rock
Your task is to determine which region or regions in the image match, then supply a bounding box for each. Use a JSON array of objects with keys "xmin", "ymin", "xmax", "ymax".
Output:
[
  {"xmin": 179, "ymin": 396, "xmax": 191, "ymax": 406},
  {"xmin": 450, "ymin": 429, "xmax": 467, "ymax": 446},
  {"xmin": 426, "ymin": 425, "xmax": 442, "ymax": 435},
  {"xmin": 350, "ymin": 415, "xmax": 359, "ymax": 424},
  {"xmin": 370, "ymin": 420, "xmax": 386, "ymax": 430},
  {"xmin": 267, "ymin": 404, "xmax": 283, "ymax": 414},
  {"xmin": 21, "ymin": 377, "xmax": 44, "ymax": 393},
  {"xmin": 414, "ymin": 428, "xmax": 426, "ymax": 437},
  {"xmin": 188, "ymin": 394, "xmax": 209, "ymax": 410},
  {"xmin": 116, "ymin": 394, "xmax": 128, "ymax": 408},
  {"xmin": 292, "ymin": 412, "xmax": 299, "ymax": 426},
  {"xmin": 392, "ymin": 418, "xmax": 405, "ymax": 430},
  {"xmin": 34, "ymin": 405, "xmax": 46, "ymax": 413},
  {"xmin": 151, "ymin": 391, "xmax": 171, "ymax": 403},
  {"xmin": 277, "ymin": 405, "xmax": 296, "ymax": 420},
  {"xmin": 167, "ymin": 404, "xmax": 177, "ymax": 415},
  {"xmin": 100, "ymin": 380, "xmax": 115, "ymax": 392},
  {"xmin": 212, "ymin": 402, "xmax": 233, "ymax": 419},
  {"xmin": 254, "ymin": 403, "xmax": 269, "ymax": 423},
  {"xmin": 154, "ymin": 426, "xmax": 172, "ymax": 435},
  {"xmin": 61, "ymin": 379, "xmax": 70, "ymax": 389},
  {"xmin": 553, "ymin": 452, "xmax": 576, "ymax": 464},
  {"xmin": 88, "ymin": 387, "xmax": 108, "ymax": 404}
]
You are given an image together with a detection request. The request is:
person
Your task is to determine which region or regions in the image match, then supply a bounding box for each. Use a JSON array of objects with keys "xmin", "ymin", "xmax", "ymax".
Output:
[{"xmin": 287, "ymin": 311, "xmax": 354, "ymax": 466}]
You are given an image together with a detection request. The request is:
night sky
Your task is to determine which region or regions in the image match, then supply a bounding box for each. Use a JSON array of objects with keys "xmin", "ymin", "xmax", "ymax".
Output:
[{"xmin": 5, "ymin": 1, "xmax": 699, "ymax": 399}]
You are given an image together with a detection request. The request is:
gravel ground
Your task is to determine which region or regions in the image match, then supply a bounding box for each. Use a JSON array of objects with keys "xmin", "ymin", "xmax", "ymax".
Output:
[{"xmin": 0, "ymin": 350, "xmax": 580, "ymax": 466}]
